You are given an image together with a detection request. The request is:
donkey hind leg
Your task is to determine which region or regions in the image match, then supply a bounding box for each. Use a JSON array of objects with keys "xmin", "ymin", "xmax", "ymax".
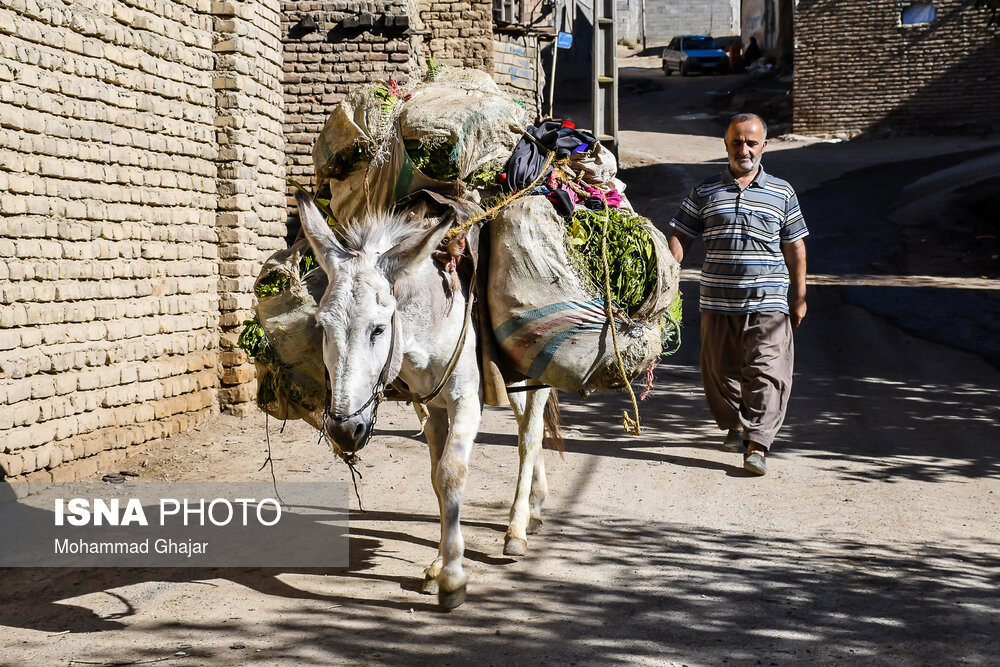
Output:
[
  {"xmin": 420, "ymin": 405, "xmax": 448, "ymax": 596},
  {"xmin": 528, "ymin": 447, "xmax": 548, "ymax": 534},
  {"xmin": 433, "ymin": 395, "xmax": 479, "ymax": 609},
  {"xmin": 504, "ymin": 385, "xmax": 550, "ymax": 556}
]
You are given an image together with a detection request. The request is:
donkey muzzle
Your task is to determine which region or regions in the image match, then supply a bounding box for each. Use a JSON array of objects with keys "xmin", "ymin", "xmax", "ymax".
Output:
[{"xmin": 324, "ymin": 413, "xmax": 372, "ymax": 453}]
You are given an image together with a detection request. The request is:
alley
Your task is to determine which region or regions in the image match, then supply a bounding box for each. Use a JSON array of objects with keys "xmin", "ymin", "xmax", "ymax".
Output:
[{"xmin": 2, "ymin": 56, "xmax": 999, "ymax": 666}]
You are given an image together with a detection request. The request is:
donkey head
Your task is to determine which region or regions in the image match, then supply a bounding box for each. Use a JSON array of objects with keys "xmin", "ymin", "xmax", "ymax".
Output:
[{"xmin": 296, "ymin": 191, "xmax": 450, "ymax": 454}]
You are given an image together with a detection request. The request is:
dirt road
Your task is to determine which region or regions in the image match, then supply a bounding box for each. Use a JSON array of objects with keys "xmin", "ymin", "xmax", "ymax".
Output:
[{"xmin": 2, "ymin": 57, "xmax": 999, "ymax": 666}]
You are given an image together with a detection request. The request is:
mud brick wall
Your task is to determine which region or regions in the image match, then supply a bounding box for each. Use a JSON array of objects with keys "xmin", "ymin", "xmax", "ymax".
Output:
[
  {"xmin": 214, "ymin": 0, "xmax": 287, "ymax": 412},
  {"xmin": 493, "ymin": 32, "xmax": 541, "ymax": 121},
  {"xmin": 418, "ymin": 0, "xmax": 493, "ymax": 69},
  {"xmin": 0, "ymin": 0, "xmax": 285, "ymax": 482},
  {"xmin": 618, "ymin": 0, "xmax": 740, "ymax": 45},
  {"xmin": 794, "ymin": 0, "xmax": 1000, "ymax": 137}
]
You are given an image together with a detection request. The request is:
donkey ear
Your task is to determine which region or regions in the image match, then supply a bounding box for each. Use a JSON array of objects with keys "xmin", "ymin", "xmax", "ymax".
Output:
[
  {"xmin": 378, "ymin": 219, "xmax": 452, "ymax": 283},
  {"xmin": 296, "ymin": 190, "xmax": 350, "ymax": 275}
]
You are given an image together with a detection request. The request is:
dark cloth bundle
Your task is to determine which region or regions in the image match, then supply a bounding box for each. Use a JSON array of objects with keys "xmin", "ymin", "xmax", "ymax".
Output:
[{"xmin": 502, "ymin": 120, "xmax": 597, "ymax": 191}]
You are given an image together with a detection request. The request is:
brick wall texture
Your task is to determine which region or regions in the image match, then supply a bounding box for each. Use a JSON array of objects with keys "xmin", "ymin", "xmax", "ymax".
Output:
[
  {"xmin": 282, "ymin": 1, "xmax": 421, "ymax": 202},
  {"xmin": 0, "ymin": 0, "xmax": 285, "ymax": 482},
  {"xmin": 418, "ymin": 0, "xmax": 493, "ymax": 69},
  {"xmin": 794, "ymin": 0, "xmax": 1000, "ymax": 136}
]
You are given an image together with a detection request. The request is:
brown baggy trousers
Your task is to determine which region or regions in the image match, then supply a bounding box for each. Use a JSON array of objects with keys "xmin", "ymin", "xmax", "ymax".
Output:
[{"xmin": 700, "ymin": 311, "xmax": 794, "ymax": 450}]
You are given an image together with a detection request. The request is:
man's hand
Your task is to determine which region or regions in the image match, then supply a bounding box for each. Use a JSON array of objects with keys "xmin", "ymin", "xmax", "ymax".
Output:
[
  {"xmin": 788, "ymin": 294, "xmax": 807, "ymax": 329},
  {"xmin": 781, "ymin": 239, "xmax": 807, "ymax": 329}
]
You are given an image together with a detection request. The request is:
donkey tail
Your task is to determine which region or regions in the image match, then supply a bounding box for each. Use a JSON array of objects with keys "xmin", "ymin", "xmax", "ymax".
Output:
[{"xmin": 542, "ymin": 390, "xmax": 564, "ymax": 453}]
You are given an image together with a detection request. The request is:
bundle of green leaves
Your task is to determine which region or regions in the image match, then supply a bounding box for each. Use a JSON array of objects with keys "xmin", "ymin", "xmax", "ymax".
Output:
[
  {"xmin": 253, "ymin": 250, "xmax": 318, "ymax": 299},
  {"xmin": 469, "ymin": 162, "xmax": 504, "ymax": 186},
  {"xmin": 254, "ymin": 271, "xmax": 289, "ymax": 299},
  {"xmin": 372, "ymin": 84, "xmax": 400, "ymax": 119},
  {"xmin": 237, "ymin": 319, "xmax": 275, "ymax": 365},
  {"xmin": 565, "ymin": 207, "xmax": 659, "ymax": 317},
  {"xmin": 662, "ymin": 293, "xmax": 683, "ymax": 352},
  {"xmin": 405, "ymin": 140, "xmax": 459, "ymax": 181},
  {"xmin": 237, "ymin": 321, "xmax": 307, "ymax": 409},
  {"xmin": 404, "ymin": 140, "xmax": 504, "ymax": 185},
  {"xmin": 239, "ymin": 246, "xmax": 323, "ymax": 409}
]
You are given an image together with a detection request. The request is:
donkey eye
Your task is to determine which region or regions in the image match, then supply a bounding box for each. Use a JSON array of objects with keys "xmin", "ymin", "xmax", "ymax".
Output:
[{"xmin": 370, "ymin": 325, "xmax": 385, "ymax": 342}]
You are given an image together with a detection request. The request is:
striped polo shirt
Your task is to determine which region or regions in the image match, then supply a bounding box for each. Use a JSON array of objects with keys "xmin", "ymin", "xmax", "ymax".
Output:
[{"xmin": 669, "ymin": 166, "xmax": 808, "ymax": 314}]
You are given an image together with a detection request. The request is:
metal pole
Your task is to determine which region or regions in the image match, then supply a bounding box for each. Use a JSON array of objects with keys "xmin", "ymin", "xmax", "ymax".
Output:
[
  {"xmin": 641, "ymin": 0, "xmax": 647, "ymax": 52},
  {"xmin": 548, "ymin": 43, "xmax": 558, "ymax": 119},
  {"xmin": 548, "ymin": 0, "xmax": 562, "ymax": 119}
]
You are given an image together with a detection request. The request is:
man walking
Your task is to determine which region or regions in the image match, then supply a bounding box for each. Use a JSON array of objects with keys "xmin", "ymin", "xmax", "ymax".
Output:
[{"xmin": 667, "ymin": 113, "xmax": 807, "ymax": 476}]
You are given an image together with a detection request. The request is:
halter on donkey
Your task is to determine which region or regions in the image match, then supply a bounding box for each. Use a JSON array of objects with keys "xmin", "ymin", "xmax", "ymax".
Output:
[{"xmin": 296, "ymin": 191, "xmax": 555, "ymax": 609}]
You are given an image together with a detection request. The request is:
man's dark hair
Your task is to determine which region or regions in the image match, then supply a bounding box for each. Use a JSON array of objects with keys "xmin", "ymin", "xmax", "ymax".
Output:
[{"xmin": 728, "ymin": 113, "xmax": 767, "ymax": 139}]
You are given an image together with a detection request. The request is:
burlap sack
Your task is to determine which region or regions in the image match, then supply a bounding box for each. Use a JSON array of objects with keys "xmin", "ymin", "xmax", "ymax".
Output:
[
  {"xmin": 252, "ymin": 239, "xmax": 328, "ymax": 430},
  {"xmin": 311, "ymin": 72, "xmax": 518, "ymax": 222},
  {"xmin": 398, "ymin": 70, "xmax": 528, "ymax": 181},
  {"xmin": 313, "ymin": 84, "xmax": 396, "ymax": 182},
  {"xmin": 487, "ymin": 196, "xmax": 680, "ymax": 393}
]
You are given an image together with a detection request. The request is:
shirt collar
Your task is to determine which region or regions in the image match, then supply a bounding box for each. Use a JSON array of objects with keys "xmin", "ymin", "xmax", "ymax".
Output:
[{"xmin": 723, "ymin": 165, "xmax": 769, "ymax": 188}]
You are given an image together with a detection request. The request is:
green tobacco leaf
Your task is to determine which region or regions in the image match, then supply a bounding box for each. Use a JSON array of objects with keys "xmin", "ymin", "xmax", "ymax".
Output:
[
  {"xmin": 255, "ymin": 270, "xmax": 290, "ymax": 298},
  {"xmin": 564, "ymin": 207, "xmax": 659, "ymax": 316}
]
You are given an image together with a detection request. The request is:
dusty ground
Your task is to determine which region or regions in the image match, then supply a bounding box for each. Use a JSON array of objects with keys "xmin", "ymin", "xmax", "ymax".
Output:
[{"xmin": 2, "ymin": 55, "xmax": 1000, "ymax": 666}]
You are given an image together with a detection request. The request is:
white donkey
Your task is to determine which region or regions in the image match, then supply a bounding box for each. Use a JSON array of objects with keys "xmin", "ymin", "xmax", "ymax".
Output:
[{"xmin": 295, "ymin": 191, "xmax": 553, "ymax": 609}]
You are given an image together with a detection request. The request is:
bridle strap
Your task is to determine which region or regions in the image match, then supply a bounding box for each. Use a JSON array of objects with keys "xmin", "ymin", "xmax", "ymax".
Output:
[{"xmin": 324, "ymin": 265, "xmax": 472, "ymax": 437}]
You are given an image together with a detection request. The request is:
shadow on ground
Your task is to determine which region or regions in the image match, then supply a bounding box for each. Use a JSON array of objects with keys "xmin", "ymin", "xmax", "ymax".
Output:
[{"xmin": 1, "ymin": 514, "xmax": 997, "ymax": 665}]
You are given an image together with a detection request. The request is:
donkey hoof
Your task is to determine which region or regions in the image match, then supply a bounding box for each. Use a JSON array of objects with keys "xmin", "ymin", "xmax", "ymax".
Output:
[
  {"xmin": 421, "ymin": 575, "xmax": 439, "ymax": 595},
  {"xmin": 438, "ymin": 584, "xmax": 467, "ymax": 610},
  {"xmin": 503, "ymin": 535, "xmax": 527, "ymax": 556},
  {"xmin": 527, "ymin": 517, "xmax": 543, "ymax": 535}
]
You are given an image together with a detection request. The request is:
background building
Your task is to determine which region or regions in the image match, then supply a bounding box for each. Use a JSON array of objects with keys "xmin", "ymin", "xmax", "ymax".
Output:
[
  {"xmin": 741, "ymin": 0, "xmax": 793, "ymax": 64},
  {"xmin": 794, "ymin": 0, "xmax": 1000, "ymax": 136},
  {"xmin": 616, "ymin": 0, "xmax": 741, "ymax": 46}
]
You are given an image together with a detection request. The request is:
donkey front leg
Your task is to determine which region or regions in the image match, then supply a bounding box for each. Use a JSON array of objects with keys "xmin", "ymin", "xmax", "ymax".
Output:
[
  {"xmin": 504, "ymin": 386, "xmax": 550, "ymax": 556},
  {"xmin": 434, "ymin": 395, "xmax": 480, "ymax": 609},
  {"xmin": 420, "ymin": 406, "xmax": 448, "ymax": 596}
]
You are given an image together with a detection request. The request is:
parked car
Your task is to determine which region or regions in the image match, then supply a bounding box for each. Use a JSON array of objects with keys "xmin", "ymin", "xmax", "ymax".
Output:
[{"xmin": 662, "ymin": 35, "xmax": 729, "ymax": 76}]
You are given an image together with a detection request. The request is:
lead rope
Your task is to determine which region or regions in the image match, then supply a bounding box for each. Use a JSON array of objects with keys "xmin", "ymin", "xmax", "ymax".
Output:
[
  {"xmin": 260, "ymin": 413, "xmax": 286, "ymax": 506},
  {"xmin": 324, "ymin": 391, "xmax": 378, "ymax": 513},
  {"xmin": 322, "ymin": 314, "xmax": 396, "ymax": 514},
  {"xmin": 599, "ymin": 207, "xmax": 642, "ymax": 435},
  {"xmin": 313, "ymin": 426, "xmax": 365, "ymax": 512},
  {"xmin": 346, "ymin": 386, "xmax": 382, "ymax": 513},
  {"xmin": 346, "ymin": 458, "xmax": 364, "ymax": 512}
]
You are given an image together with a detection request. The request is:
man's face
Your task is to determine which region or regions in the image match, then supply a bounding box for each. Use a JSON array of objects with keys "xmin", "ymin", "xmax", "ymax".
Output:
[{"xmin": 725, "ymin": 119, "xmax": 767, "ymax": 177}]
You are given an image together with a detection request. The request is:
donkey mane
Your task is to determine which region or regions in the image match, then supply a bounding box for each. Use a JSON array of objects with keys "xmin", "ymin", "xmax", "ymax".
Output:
[
  {"xmin": 326, "ymin": 207, "xmax": 448, "ymax": 319},
  {"xmin": 338, "ymin": 210, "xmax": 422, "ymax": 256}
]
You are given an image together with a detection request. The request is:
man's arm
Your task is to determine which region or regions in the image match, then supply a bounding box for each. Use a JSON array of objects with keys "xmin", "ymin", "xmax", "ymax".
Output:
[
  {"xmin": 782, "ymin": 239, "xmax": 807, "ymax": 328},
  {"xmin": 668, "ymin": 185, "xmax": 703, "ymax": 263},
  {"xmin": 668, "ymin": 229, "xmax": 693, "ymax": 264}
]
